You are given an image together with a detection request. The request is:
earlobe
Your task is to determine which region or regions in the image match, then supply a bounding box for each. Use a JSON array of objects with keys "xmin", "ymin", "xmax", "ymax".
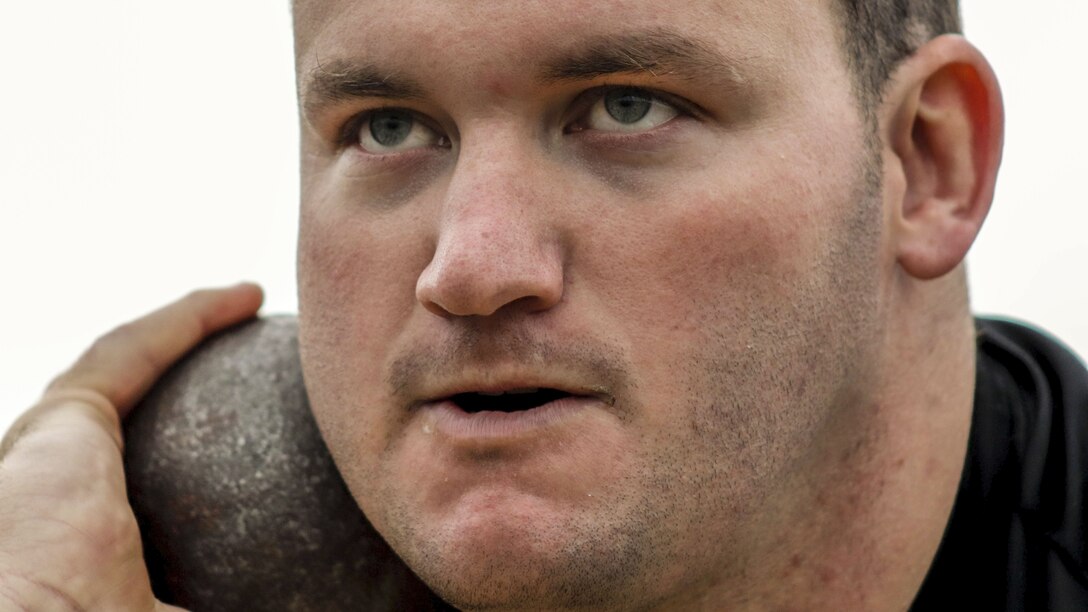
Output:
[{"xmin": 882, "ymin": 35, "xmax": 1004, "ymax": 280}]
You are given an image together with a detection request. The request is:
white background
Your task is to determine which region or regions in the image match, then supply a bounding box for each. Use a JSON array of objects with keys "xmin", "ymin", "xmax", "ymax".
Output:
[{"xmin": 1, "ymin": 2, "xmax": 1085, "ymax": 432}]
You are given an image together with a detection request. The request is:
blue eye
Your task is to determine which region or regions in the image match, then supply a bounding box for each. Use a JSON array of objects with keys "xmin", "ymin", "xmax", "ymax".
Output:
[
  {"xmin": 369, "ymin": 111, "xmax": 414, "ymax": 146},
  {"xmin": 356, "ymin": 109, "xmax": 444, "ymax": 153},
  {"xmin": 604, "ymin": 88, "xmax": 654, "ymax": 124},
  {"xmin": 584, "ymin": 87, "xmax": 679, "ymax": 133}
]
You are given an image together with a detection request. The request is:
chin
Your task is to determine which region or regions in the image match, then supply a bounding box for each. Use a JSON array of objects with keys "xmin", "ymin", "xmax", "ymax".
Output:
[
  {"xmin": 377, "ymin": 495, "xmax": 653, "ymax": 611},
  {"xmin": 408, "ymin": 546, "xmax": 624, "ymax": 611}
]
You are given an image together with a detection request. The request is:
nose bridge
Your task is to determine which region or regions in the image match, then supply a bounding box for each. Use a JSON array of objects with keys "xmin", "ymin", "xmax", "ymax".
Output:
[
  {"xmin": 449, "ymin": 131, "xmax": 534, "ymax": 227},
  {"xmin": 416, "ymin": 126, "xmax": 564, "ymax": 318}
]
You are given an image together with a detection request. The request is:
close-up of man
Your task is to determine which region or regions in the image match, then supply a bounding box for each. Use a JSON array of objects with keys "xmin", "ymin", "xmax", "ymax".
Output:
[{"xmin": 1, "ymin": 1, "xmax": 1085, "ymax": 610}]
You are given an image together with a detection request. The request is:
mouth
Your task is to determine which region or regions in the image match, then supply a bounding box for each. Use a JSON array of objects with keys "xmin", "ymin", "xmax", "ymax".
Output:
[
  {"xmin": 449, "ymin": 388, "xmax": 576, "ymax": 414},
  {"xmin": 415, "ymin": 381, "xmax": 612, "ymax": 441}
]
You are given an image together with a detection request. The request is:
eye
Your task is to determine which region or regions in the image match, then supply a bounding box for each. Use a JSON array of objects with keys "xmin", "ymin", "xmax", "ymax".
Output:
[
  {"xmin": 580, "ymin": 87, "xmax": 680, "ymax": 133},
  {"xmin": 354, "ymin": 109, "xmax": 446, "ymax": 154}
]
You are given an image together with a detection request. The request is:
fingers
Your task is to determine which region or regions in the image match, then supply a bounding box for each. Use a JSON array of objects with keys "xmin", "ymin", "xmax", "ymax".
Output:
[
  {"xmin": 0, "ymin": 285, "xmax": 247, "ymax": 610},
  {"xmin": 46, "ymin": 282, "xmax": 264, "ymax": 418},
  {"xmin": 1, "ymin": 283, "xmax": 263, "ymax": 459}
]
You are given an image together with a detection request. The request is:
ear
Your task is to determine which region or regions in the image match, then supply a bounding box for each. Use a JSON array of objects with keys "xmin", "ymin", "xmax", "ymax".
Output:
[{"xmin": 879, "ymin": 35, "xmax": 1004, "ymax": 280}]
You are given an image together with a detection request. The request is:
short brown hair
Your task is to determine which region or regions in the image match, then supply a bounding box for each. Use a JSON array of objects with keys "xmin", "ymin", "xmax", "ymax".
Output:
[{"xmin": 833, "ymin": 0, "xmax": 962, "ymax": 110}]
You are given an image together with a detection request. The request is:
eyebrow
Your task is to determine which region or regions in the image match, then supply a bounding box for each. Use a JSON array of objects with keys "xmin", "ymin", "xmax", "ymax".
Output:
[
  {"xmin": 302, "ymin": 59, "xmax": 426, "ymax": 121},
  {"xmin": 539, "ymin": 28, "xmax": 750, "ymax": 86},
  {"xmin": 300, "ymin": 28, "xmax": 750, "ymax": 122}
]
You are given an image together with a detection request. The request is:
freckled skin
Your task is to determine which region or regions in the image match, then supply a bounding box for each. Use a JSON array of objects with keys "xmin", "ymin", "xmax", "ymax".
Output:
[{"xmin": 292, "ymin": 0, "xmax": 983, "ymax": 609}]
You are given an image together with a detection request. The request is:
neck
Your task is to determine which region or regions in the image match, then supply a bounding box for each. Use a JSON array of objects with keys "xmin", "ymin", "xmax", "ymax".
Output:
[{"xmin": 688, "ymin": 270, "xmax": 978, "ymax": 611}]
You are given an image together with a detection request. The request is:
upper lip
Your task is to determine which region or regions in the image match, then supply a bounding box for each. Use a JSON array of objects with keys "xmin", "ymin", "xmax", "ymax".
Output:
[{"xmin": 411, "ymin": 370, "xmax": 615, "ymax": 409}]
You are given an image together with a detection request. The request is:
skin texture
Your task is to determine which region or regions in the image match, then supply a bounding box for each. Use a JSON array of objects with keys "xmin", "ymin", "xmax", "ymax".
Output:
[
  {"xmin": 293, "ymin": 0, "xmax": 1001, "ymax": 610},
  {"xmin": 0, "ymin": 0, "xmax": 1003, "ymax": 610}
]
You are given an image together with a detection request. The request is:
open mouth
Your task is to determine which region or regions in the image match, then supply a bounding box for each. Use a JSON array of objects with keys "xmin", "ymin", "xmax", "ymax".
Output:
[{"xmin": 450, "ymin": 388, "xmax": 574, "ymax": 413}]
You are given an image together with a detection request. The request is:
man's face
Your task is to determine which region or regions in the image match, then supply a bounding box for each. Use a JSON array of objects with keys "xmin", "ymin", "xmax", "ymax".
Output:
[{"xmin": 296, "ymin": 0, "xmax": 888, "ymax": 607}]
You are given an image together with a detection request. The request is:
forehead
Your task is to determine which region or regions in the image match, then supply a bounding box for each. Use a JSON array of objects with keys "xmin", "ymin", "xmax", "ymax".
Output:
[{"xmin": 293, "ymin": 0, "xmax": 845, "ymax": 87}]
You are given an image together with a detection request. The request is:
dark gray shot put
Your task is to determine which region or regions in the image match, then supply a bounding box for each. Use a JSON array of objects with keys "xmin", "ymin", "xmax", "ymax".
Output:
[{"xmin": 123, "ymin": 317, "xmax": 450, "ymax": 611}]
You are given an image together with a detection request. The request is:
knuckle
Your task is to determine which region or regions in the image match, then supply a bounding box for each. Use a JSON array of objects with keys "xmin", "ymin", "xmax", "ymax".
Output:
[
  {"xmin": 183, "ymin": 288, "xmax": 214, "ymax": 305},
  {"xmin": 46, "ymin": 325, "xmax": 138, "ymax": 395},
  {"xmin": 105, "ymin": 321, "xmax": 142, "ymax": 346},
  {"xmin": 82, "ymin": 323, "xmax": 138, "ymax": 365}
]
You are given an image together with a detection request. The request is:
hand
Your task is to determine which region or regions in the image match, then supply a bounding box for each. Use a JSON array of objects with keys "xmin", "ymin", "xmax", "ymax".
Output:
[{"xmin": 0, "ymin": 283, "xmax": 264, "ymax": 611}]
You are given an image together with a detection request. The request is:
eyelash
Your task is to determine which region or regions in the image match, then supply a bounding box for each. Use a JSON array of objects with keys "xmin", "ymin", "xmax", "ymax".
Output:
[
  {"xmin": 336, "ymin": 109, "xmax": 445, "ymax": 151},
  {"xmin": 567, "ymin": 85, "xmax": 699, "ymax": 133},
  {"xmin": 335, "ymin": 85, "xmax": 699, "ymax": 152}
]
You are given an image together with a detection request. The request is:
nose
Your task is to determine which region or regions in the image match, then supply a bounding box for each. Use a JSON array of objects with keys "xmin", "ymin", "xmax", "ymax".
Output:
[{"xmin": 415, "ymin": 149, "xmax": 565, "ymax": 318}]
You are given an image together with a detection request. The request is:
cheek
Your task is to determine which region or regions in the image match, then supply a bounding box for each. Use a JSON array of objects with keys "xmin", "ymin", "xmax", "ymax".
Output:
[
  {"xmin": 297, "ymin": 199, "xmax": 432, "ymax": 473},
  {"xmin": 576, "ymin": 137, "xmax": 865, "ymax": 409},
  {"xmin": 298, "ymin": 198, "xmax": 431, "ymax": 350},
  {"xmin": 591, "ymin": 179, "xmax": 819, "ymax": 341}
]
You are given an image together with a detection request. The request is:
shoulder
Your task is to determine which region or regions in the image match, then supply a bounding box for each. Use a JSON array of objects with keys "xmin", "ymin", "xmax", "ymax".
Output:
[
  {"xmin": 976, "ymin": 318, "xmax": 1088, "ymax": 395},
  {"xmin": 973, "ymin": 317, "xmax": 1088, "ymax": 533},
  {"xmin": 913, "ymin": 318, "xmax": 1088, "ymax": 610}
]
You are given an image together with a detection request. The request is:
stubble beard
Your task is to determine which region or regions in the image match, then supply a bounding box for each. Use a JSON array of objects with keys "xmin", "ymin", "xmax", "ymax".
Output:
[{"xmin": 361, "ymin": 156, "xmax": 887, "ymax": 611}]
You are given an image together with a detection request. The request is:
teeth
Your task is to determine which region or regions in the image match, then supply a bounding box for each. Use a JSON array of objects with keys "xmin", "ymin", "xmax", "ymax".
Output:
[{"xmin": 476, "ymin": 388, "xmax": 541, "ymax": 397}]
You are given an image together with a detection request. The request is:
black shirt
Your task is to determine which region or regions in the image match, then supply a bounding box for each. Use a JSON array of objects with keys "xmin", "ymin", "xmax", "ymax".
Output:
[{"xmin": 912, "ymin": 319, "xmax": 1088, "ymax": 610}]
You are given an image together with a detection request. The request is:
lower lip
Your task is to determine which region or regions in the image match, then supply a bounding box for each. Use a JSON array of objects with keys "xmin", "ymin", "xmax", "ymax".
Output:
[{"xmin": 418, "ymin": 396, "xmax": 598, "ymax": 442}]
